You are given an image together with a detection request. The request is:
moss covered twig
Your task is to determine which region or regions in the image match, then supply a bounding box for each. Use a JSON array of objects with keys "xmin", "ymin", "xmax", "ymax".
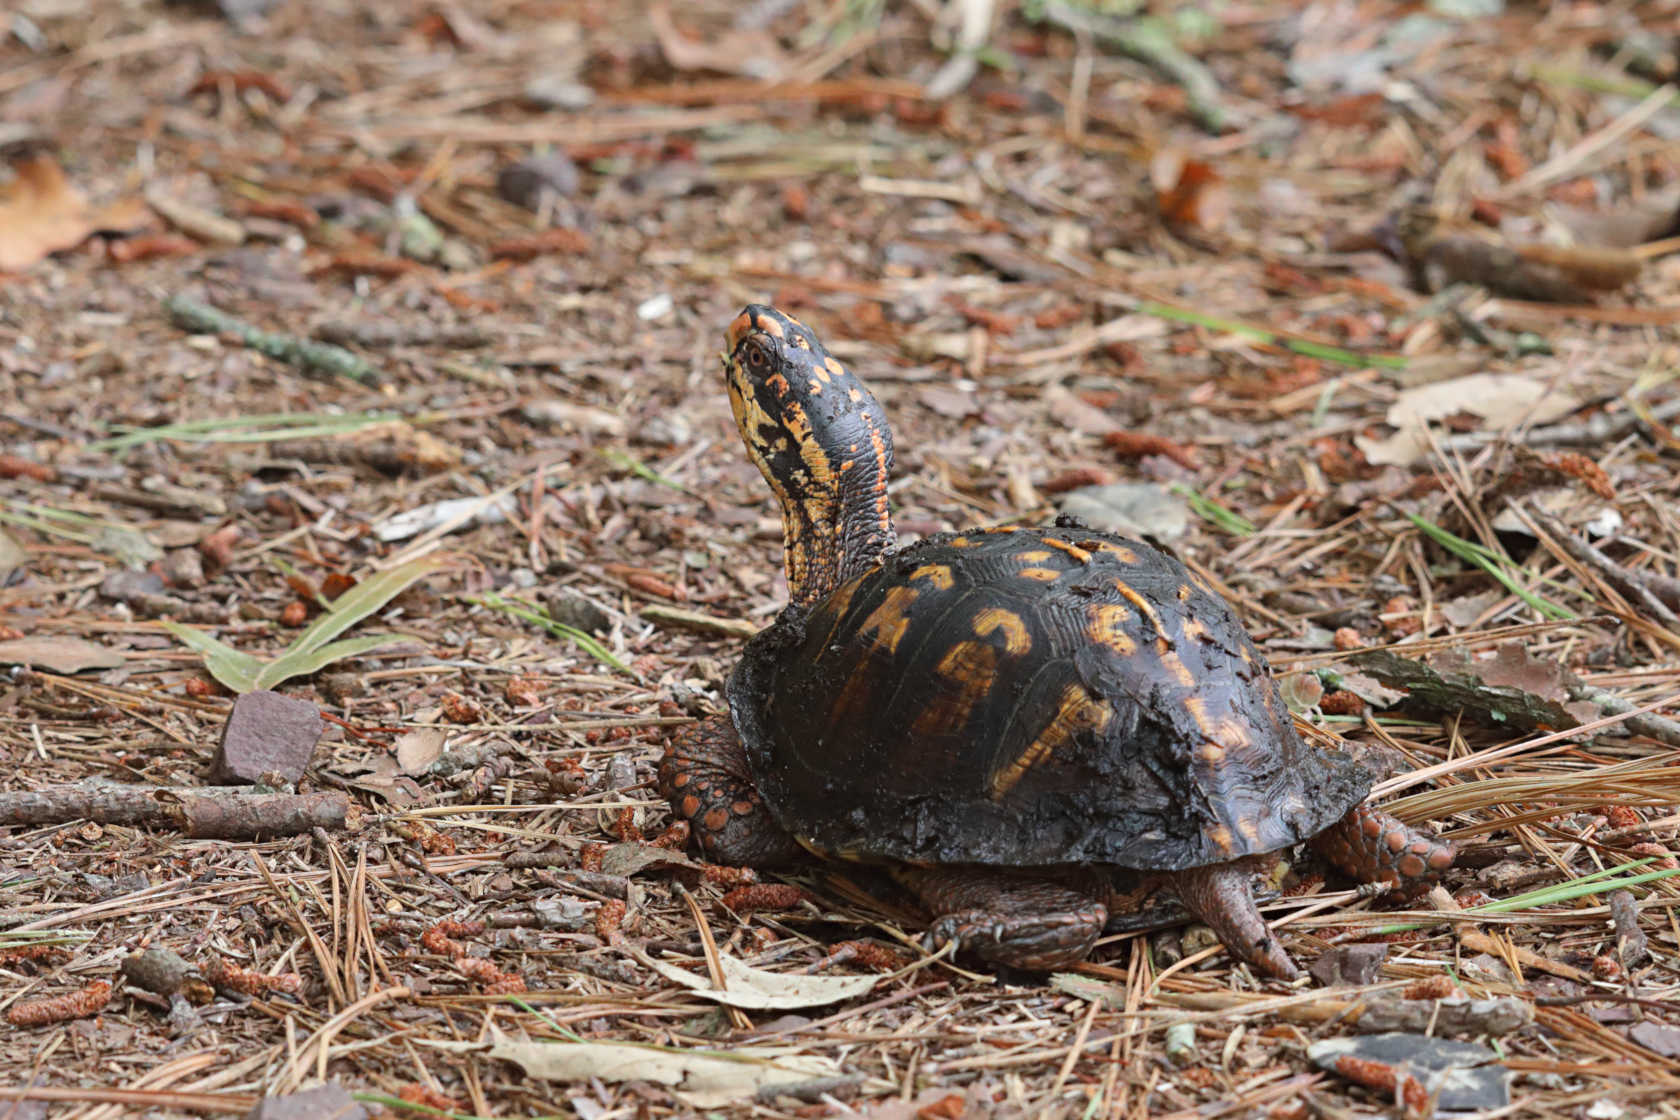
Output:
[{"xmin": 166, "ymin": 295, "xmax": 384, "ymax": 386}]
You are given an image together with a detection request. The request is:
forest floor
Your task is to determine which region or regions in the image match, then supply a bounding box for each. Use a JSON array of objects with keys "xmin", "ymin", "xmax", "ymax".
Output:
[{"xmin": 2, "ymin": 0, "xmax": 1680, "ymax": 1116}]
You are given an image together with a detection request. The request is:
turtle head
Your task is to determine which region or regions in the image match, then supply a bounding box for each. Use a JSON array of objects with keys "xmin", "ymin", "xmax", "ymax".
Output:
[{"xmin": 724, "ymin": 304, "xmax": 895, "ymax": 608}]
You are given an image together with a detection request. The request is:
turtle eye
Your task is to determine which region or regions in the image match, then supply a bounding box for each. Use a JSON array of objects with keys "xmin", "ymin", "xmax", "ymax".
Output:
[{"xmin": 741, "ymin": 338, "xmax": 774, "ymax": 377}]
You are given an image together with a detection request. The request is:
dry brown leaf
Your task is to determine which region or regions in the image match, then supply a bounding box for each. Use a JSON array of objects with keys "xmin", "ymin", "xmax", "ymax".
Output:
[
  {"xmin": 0, "ymin": 155, "xmax": 149, "ymax": 271},
  {"xmin": 1355, "ymin": 373, "xmax": 1584, "ymax": 466},
  {"xmin": 394, "ymin": 727, "xmax": 448, "ymax": 774},
  {"xmin": 0, "ymin": 636, "xmax": 125, "ymax": 674},
  {"xmin": 1151, "ymin": 151, "xmax": 1229, "ymax": 232},
  {"xmin": 640, "ymin": 949, "xmax": 877, "ymax": 1010},
  {"xmin": 648, "ymin": 4, "xmax": 788, "ymax": 79},
  {"xmin": 488, "ymin": 1036, "xmax": 834, "ymax": 1108}
]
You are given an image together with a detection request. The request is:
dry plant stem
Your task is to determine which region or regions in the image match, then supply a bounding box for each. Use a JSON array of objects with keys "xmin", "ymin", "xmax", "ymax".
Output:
[
  {"xmin": 0, "ymin": 781, "xmax": 348, "ymax": 837},
  {"xmin": 1565, "ymin": 686, "xmax": 1680, "ymax": 749},
  {"xmin": 1437, "ymin": 396, "xmax": 1680, "ymax": 452},
  {"xmin": 1038, "ymin": 0, "xmax": 1226, "ymax": 132},
  {"xmin": 1525, "ymin": 505, "xmax": 1680, "ymax": 628},
  {"xmin": 1610, "ymin": 890, "xmax": 1651, "ymax": 971}
]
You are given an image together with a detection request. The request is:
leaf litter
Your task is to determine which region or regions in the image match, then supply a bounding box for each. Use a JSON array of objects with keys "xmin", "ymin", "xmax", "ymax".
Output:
[{"xmin": 1, "ymin": 0, "xmax": 1680, "ymax": 1116}]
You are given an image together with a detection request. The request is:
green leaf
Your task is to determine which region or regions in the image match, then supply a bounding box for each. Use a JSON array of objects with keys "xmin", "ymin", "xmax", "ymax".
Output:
[
  {"xmin": 160, "ymin": 620, "xmax": 264, "ymax": 694},
  {"xmin": 290, "ymin": 555, "xmax": 449, "ymax": 658},
  {"xmin": 253, "ymin": 633, "xmax": 410, "ymax": 691},
  {"xmin": 161, "ymin": 555, "xmax": 449, "ymax": 693}
]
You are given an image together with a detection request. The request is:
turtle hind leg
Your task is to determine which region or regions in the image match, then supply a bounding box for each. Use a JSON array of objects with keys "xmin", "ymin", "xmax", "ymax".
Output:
[
  {"xmin": 657, "ymin": 715, "xmax": 801, "ymax": 866},
  {"xmin": 1173, "ymin": 862, "xmax": 1301, "ymax": 980},
  {"xmin": 1309, "ymin": 803, "xmax": 1456, "ymax": 897},
  {"xmin": 900, "ymin": 868, "xmax": 1107, "ymax": 971}
]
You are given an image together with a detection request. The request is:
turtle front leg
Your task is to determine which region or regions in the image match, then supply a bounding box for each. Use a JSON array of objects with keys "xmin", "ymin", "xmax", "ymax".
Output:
[
  {"xmin": 900, "ymin": 868, "xmax": 1107, "ymax": 971},
  {"xmin": 657, "ymin": 715, "xmax": 802, "ymax": 866},
  {"xmin": 1309, "ymin": 803, "xmax": 1455, "ymax": 896},
  {"xmin": 1173, "ymin": 862, "xmax": 1301, "ymax": 980}
]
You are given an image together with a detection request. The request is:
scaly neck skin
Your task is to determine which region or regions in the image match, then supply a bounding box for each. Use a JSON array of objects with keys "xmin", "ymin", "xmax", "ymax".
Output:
[{"xmin": 777, "ymin": 472, "xmax": 896, "ymax": 610}]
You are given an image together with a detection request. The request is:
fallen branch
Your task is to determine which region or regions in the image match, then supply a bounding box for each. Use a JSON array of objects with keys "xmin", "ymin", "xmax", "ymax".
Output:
[
  {"xmin": 166, "ymin": 295, "xmax": 384, "ymax": 386},
  {"xmin": 0, "ymin": 780, "xmax": 349, "ymax": 838},
  {"xmin": 1438, "ymin": 394, "xmax": 1680, "ymax": 452},
  {"xmin": 1525, "ymin": 505, "xmax": 1680, "ymax": 629}
]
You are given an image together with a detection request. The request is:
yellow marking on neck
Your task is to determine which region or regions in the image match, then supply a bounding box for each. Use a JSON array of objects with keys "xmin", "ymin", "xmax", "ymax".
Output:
[
  {"xmin": 990, "ymin": 683, "xmax": 1112, "ymax": 799},
  {"xmin": 972, "ymin": 607, "xmax": 1032, "ymax": 655}
]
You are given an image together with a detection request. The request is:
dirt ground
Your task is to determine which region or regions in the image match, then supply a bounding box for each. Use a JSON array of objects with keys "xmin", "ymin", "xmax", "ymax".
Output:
[{"xmin": 3, "ymin": 0, "xmax": 1680, "ymax": 1116}]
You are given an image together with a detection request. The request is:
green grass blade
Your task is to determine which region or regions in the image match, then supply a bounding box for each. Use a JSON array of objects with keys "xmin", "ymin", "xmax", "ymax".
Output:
[
  {"xmin": 254, "ymin": 633, "xmax": 410, "ymax": 691},
  {"xmin": 289, "ymin": 555, "xmax": 450, "ymax": 659},
  {"xmin": 89, "ymin": 411, "xmax": 398, "ymax": 452},
  {"xmin": 1171, "ymin": 484, "xmax": 1255, "ymax": 536},
  {"xmin": 1406, "ymin": 513, "xmax": 1576, "ymax": 620},
  {"xmin": 478, "ymin": 594, "xmax": 637, "ymax": 678},
  {"xmin": 1135, "ymin": 301, "xmax": 1410, "ymax": 370},
  {"xmin": 160, "ymin": 620, "xmax": 265, "ymax": 694}
]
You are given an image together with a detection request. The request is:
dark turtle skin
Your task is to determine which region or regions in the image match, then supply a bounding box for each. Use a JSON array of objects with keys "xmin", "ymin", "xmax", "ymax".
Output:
[{"xmin": 659, "ymin": 304, "xmax": 1455, "ymax": 978}]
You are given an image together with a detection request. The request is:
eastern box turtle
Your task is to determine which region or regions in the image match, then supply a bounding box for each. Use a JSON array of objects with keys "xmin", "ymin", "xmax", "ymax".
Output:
[{"xmin": 659, "ymin": 305, "xmax": 1455, "ymax": 978}]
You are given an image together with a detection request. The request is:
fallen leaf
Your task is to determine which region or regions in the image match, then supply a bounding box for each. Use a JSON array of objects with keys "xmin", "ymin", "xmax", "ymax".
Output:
[
  {"xmin": 489, "ymin": 1037, "xmax": 834, "ymax": 1108},
  {"xmin": 648, "ymin": 4, "xmax": 788, "ymax": 79},
  {"xmin": 0, "ymin": 637, "xmax": 125, "ymax": 674},
  {"xmin": 1356, "ymin": 372, "xmax": 1583, "ymax": 466},
  {"xmin": 1152, "ymin": 151, "xmax": 1229, "ymax": 231},
  {"xmin": 0, "ymin": 154, "xmax": 149, "ymax": 272},
  {"xmin": 640, "ymin": 950, "xmax": 877, "ymax": 1010},
  {"xmin": 598, "ymin": 841, "xmax": 696, "ymax": 877},
  {"xmin": 395, "ymin": 727, "xmax": 448, "ymax": 774}
]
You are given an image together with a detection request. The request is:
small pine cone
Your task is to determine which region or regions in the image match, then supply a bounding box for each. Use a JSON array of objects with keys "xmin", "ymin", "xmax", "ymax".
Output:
[
  {"xmin": 1402, "ymin": 973, "xmax": 1458, "ymax": 1000},
  {"xmin": 6, "ymin": 979, "xmax": 112, "ymax": 1026},
  {"xmin": 1332, "ymin": 627, "xmax": 1365, "ymax": 651},
  {"xmin": 396, "ymin": 1086, "xmax": 460, "ymax": 1111},
  {"xmin": 1592, "ymin": 955, "xmax": 1623, "ymax": 982},
  {"xmin": 721, "ymin": 884, "xmax": 807, "ymax": 914},
  {"xmin": 578, "ymin": 842, "xmax": 607, "ymax": 872},
  {"xmin": 1319, "ymin": 689, "xmax": 1365, "ymax": 716},
  {"xmin": 421, "ymin": 920, "xmax": 484, "ymax": 959},
  {"xmin": 650, "ymin": 820, "xmax": 690, "ymax": 850},
  {"xmin": 701, "ymin": 864, "xmax": 758, "ymax": 889},
  {"xmin": 594, "ymin": 899, "xmax": 627, "ymax": 943}
]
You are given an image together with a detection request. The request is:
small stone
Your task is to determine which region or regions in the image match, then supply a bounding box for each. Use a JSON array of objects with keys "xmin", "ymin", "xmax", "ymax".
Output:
[
  {"xmin": 606, "ymin": 754, "xmax": 637, "ymax": 790},
  {"xmin": 1309, "ymin": 942, "xmax": 1388, "ymax": 987},
  {"xmin": 210, "ymin": 690, "xmax": 324, "ymax": 786},
  {"xmin": 243, "ymin": 1083, "xmax": 368, "ymax": 1120},
  {"xmin": 544, "ymin": 592, "xmax": 611, "ymax": 635},
  {"xmin": 158, "ymin": 548, "xmax": 205, "ymax": 589},
  {"xmin": 636, "ymin": 293, "xmax": 674, "ymax": 321},
  {"xmin": 523, "ymin": 77, "xmax": 596, "ymax": 110},
  {"xmin": 1308, "ymin": 1032, "xmax": 1509, "ymax": 1112},
  {"xmin": 497, "ymin": 153, "xmax": 580, "ymax": 211}
]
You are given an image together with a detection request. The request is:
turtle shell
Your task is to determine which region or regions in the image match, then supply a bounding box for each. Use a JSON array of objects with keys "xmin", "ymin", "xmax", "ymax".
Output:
[{"xmin": 727, "ymin": 525, "xmax": 1370, "ymax": 870}]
